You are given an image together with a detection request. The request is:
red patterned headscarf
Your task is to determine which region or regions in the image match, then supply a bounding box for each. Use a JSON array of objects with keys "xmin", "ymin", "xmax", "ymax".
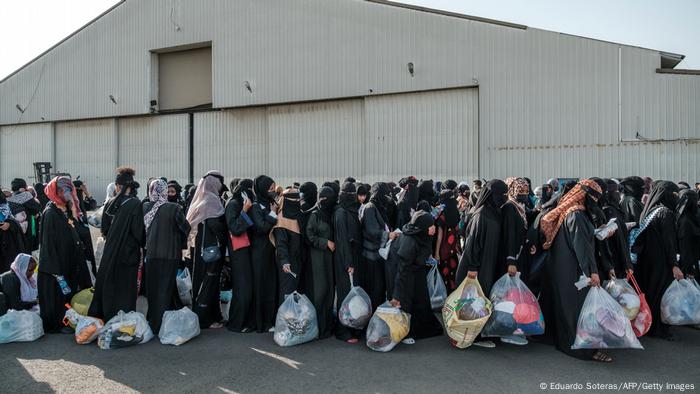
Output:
[
  {"xmin": 540, "ymin": 179, "xmax": 602, "ymax": 250},
  {"xmin": 45, "ymin": 176, "xmax": 82, "ymax": 219}
]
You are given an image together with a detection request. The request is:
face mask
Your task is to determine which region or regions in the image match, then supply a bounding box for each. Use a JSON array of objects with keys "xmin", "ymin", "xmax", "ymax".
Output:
[
  {"xmin": 62, "ymin": 189, "xmax": 73, "ymax": 203},
  {"xmin": 515, "ymin": 195, "xmax": 529, "ymax": 204},
  {"xmin": 268, "ymin": 191, "xmax": 277, "ymax": 200},
  {"xmin": 168, "ymin": 195, "xmax": 178, "ymax": 203},
  {"xmin": 493, "ymin": 193, "xmax": 508, "ymax": 208}
]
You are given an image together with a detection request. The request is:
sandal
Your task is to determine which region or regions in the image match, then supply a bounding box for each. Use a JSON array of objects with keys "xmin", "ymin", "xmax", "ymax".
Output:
[
  {"xmin": 592, "ymin": 350, "xmax": 613, "ymax": 363},
  {"xmin": 345, "ymin": 338, "xmax": 359, "ymax": 344}
]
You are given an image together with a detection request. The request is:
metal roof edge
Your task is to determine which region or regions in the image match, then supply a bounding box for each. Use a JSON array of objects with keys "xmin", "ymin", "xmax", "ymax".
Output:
[
  {"xmin": 656, "ymin": 68, "xmax": 700, "ymax": 76},
  {"xmin": 0, "ymin": 0, "xmax": 126, "ymax": 84},
  {"xmin": 364, "ymin": 0, "xmax": 527, "ymax": 30}
]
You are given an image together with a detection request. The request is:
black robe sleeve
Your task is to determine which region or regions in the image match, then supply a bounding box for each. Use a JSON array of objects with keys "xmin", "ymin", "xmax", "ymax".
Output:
[
  {"xmin": 130, "ymin": 201, "xmax": 146, "ymax": 248},
  {"xmin": 0, "ymin": 273, "xmax": 37, "ymax": 310},
  {"xmin": 566, "ymin": 211, "xmax": 598, "ymax": 276},
  {"xmin": 306, "ymin": 212, "xmax": 329, "ymax": 251},
  {"xmin": 22, "ymin": 199, "xmax": 42, "ymax": 216},
  {"xmin": 677, "ymin": 215, "xmax": 700, "ymax": 275},
  {"xmin": 250, "ymin": 204, "xmax": 276, "ymax": 235},
  {"xmin": 501, "ymin": 204, "xmax": 524, "ymax": 269},
  {"xmin": 274, "ymin": 228, "xmax": 292, "ymax": 268},
  {"xmin": 333, "ymin": 210, "xmax": 353, "ymax": 270},
  {"xmin": 38, "ymin": 208, "xmax": 63, "ymax": 275},
  {"xmin": 362, "ymin": 206, "xmax": 388, "ymax": 247},
  {"xmin": 392, "ymin": 237, "xmax": 418, "ymax": 303},
  {"xmin": 462, "ymin": 212, "xmax": 486, "ymax": 272},
  {"xmin": 656, "ymin": 210, "xmax": 679, "ymax": 269},
  {"xmin": 175, "ymin": 206, "xmax": 191, "ymax": 251},
  {"xmin": 225, "ymin": 200, "xmax": 253, "ymax": 236}
]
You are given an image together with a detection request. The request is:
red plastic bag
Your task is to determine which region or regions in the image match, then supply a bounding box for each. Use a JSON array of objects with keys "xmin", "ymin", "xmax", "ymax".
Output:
[{"xmin": 627, "ymin": 273, "xmax": 651, "ymax": 337}]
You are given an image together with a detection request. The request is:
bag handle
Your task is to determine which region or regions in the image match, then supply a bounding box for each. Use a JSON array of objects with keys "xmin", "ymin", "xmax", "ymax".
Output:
[
  {"xmin": 627, "ymin": 272, "xmax": 643, "ymax": 295},
  {"xmin": 349, "ymin": 271, "xmax": 354, "ymax": 288}
]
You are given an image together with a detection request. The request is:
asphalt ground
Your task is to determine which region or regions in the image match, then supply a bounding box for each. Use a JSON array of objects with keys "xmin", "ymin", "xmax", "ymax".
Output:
[{"xmin": 1, "ymin": 321, "xmax": 698, "ymax": 394}]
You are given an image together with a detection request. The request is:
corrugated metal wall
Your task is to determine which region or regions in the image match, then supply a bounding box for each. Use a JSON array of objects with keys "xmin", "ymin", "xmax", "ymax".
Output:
[
  {"xmin": 0, "ymin": 0, "xmax": 698, "ymax": 186},
  {"xmin": 118, "ymin": 114, "xmax": 189, "ymax": 189},
  {"xmin": 55, "ymin": 119, "xmax": 116, "ymax": 203},
  {"xmin": 0, "ymin": 123, "xmax": 52, "ymax": 189}
]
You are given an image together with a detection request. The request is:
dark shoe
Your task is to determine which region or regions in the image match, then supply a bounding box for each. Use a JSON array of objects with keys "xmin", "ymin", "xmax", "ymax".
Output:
[{"xmin": 59, "ymin": 326, "xmax": 74, "ymax": 335}]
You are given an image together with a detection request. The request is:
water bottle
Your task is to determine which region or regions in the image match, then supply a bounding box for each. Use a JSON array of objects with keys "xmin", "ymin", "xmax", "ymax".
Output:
[{"xmin": 56, "ymin": 275, "xmax": 72, "ymax": 295}]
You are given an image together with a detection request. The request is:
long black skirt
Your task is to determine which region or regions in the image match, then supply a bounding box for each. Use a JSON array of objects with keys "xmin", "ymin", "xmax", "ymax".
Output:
[
  {"xmin": 227, "ymin": 247, "xmax": 255, "ymax": 332},
  {"xmin": 38, "ymin": 272, "xmax": 70, "ymax": 333},
  {"xmin": 146, "ymin": 258, "xmax": 182, "ymax": 333}
]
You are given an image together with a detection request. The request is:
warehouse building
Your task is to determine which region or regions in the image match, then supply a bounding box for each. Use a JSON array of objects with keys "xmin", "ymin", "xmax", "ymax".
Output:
[{"xmin": 1, "ymin": 0, "xmax": 698, "ymax": 202}]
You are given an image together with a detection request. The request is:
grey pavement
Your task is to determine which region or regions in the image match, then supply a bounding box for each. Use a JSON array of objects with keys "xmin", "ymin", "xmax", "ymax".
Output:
[{"xmin": 1, "ymin": 323, "xmax": 698, "ymax": 393}]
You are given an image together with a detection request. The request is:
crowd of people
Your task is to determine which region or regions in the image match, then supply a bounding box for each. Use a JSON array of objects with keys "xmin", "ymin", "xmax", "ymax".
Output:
[{"xmin": 1, "ymin": 168, "xmax": 699, "ymax": 362}]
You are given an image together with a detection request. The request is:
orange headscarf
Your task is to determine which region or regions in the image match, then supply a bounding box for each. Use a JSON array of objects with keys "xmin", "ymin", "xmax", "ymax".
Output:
[
  {"xmin": 540, "ymin": 179, "xmax": 602, "ymax": 250},
  {"xmin": 44, "ymin": 176, "xmax": 82, "ymax": 220}
]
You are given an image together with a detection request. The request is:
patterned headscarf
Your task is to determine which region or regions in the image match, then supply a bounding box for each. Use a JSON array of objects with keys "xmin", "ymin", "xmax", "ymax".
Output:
[
  {"xmin": 44, "ymin": 176, "xmax": 82, "ymax": 219},
  {"xmin": 144, "ymin": 179, "xmax": 168, "ymax": 234},
  {"xmin": 540, "ymin": 179, "xmax": 602, "ymax": 250},
  {"xmin": 505, "ymin": 177, "xmax": 529, "ymax": 227}
]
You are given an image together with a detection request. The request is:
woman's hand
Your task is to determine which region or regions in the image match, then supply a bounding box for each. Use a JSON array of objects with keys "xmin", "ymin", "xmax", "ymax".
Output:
[
  {"xmin": 0, "ymin": 222, "xmax": 9, "ymax": 231},
  {"xmin": 389, "ymin": 299, "xmax": 401, "ymax": 308},
  {"xmin": 626, "ymin": 268, "xmax": 634, "ymax": 276},
  {"xmin": 608, "ymin": 269, "xmax": 616, "ymax": 279},
  {"xmin": 242, "ymin": 199, "xmax": 253, "ymax": 212},
  {"xmin": 347, "ymin": 267, "xmax": 354, "ymax": 275},
  {"xmin": 590, "ymin": 273, "xmax": 601, "ymax": 287},
  {"xmin": 282, "ymin": 264, "xmax": 292, "ymax": 274},
  {"xmin": 672, "ymin": 266, "xmax": 684, "ymax": 280},
  {"xmin": 467, "ymin": 271, "xmax": 478, "ymax": 280},
  {"xmin": 327, "ymin": 240, "xmax": 335, "ymax": 252},
  {"xmin": 389, "ymin": 231, "xmax": 400, "ymax": 240}
]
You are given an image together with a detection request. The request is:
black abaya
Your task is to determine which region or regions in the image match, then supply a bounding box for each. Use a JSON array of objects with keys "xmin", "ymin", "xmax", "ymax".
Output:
[
  {"xmin": 455, "ymin": 205, "xmax": 502, "ymax": 296},
  {"xmin": 306, "ymin": 209, "xmax": 335, "ymax": 339},
  {"xmin": 89, "ymin": 195, "xmax": 145, "ymax": 322},
  {"xmin": 249, "ymin": 202, "xmax": 278, "ymax": 332},
  {"xmin": 144, "ymin": 203, "xmax": 190, "ymax": 332},
  {"xmin": 542, "ymin": 211, "xmax": 597, "ymax": 360},
  {"xmin": 224, "ymin": 198, "xmax": 256, "ymax": 332},
  {"xmin": 190, "ymin": 216, "xmax": 227, "ymax": 328},
  {"xmin": 361, "ymin": 203, "xmax": 390, "ymax": 311}
]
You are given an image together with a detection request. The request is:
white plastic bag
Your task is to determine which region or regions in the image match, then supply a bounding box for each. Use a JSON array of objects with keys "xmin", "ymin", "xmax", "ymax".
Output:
[
  {"xmin": 0, "ymin": 310, "xmax": 44, "ymax": 344},
  {"xmin": 88, "ymin": 206, "xmax": 104, "ymax": 228},
  {"xmin": 572, "ymin": 287, "xmax": 643, "ymax": 350},
  {"xmin": 366, "ymin": 301, "xmax": 411, "ymax": 352},
  {"xmin": 661, "ymin": 279, "xmax": 700, "ymax": 325},
  {"xmin": 482, "ymin": 273, "xmax": 544, "ymax": 338},
  {"xmin": 604, "ymin": 278, "xmax": 640, "ymax": 320},
  {"xmin": 159, "ymin": 307, "xmax": 201, "ymax": 346},
  {"xmin": 338, "ymin": 273, "xmax": 372, "ymax": 329},
  {"xmin": 274, "ymin": 292, "xmax": 319, "ymax": 347},
  {"xmin": 98, "ymin": 310, "xmax": 154, "ymax": 350},
  {"xmin": 177, "ymin": 268, "xmax": 193, "ymax": 307},
  {"xmin": 427, "ymin": 263, "xmax": 448, "ymax": 311},
  {"xmin": 94, "ymin": 236, "xmax": 105, "ymax": 268}
]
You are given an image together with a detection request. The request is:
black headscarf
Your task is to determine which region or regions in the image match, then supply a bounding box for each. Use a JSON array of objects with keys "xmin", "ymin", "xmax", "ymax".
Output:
[
  {"xmin": 253, "ymin": 175, "xmax": 275, "ymax": 206},
  {"xmin": 603, "ymin": 179, "xmax": 620, "ymax": 207},
  {"xmin": 34, "ymin": 183, "xmax": 49, "ymax": 208},
  {"xmin": 417, "ymin": 180, "xmax": 435, "ymax": 205},
  {"xmin": 322, "ymin": 181, "xmax": 340, "ymax": 200},
  {"xmin": 229, "ymin": 178, "xmax": 241, "ymax": 193},
  {"xmin": 369, "ymin": 182, "xmax": 391, "ymax": 222},
  {"xmin": 639, "ymin": 180, "xmax": 680, "ymax": 222},
  {"xmin": 299, "ymin": 182, "xmax": 318, "ymax": 212},
  {"xmin": 620, "ymin": 176, "xmax": 645, "ymax": 200},
  {"xmin": 316, "ymin": 186, "xmax": 337, "ymax": 222},
  {"xmin": 338, "ymin": 182, "xmax": 359, "ymax": 214},
  {"xmin": 676, "ymin": 189, "xmax": 699, "ymax": 224},
  {"xmin": 281, "ymin": 189, "xmax": 301, "ymax": 220},
  {"xmin": 471, "ymin": 179, "xmax": 508, "ymax": 213},
  {"xmin": 443, "ymin": 179, "xmax": 458, "ymax": 192},
  {"xmin": 231, "ymin": 179, "xmax": 254, "ymax": 205},
  {"xmin": 398, "ymin": 177, "xmax": 419, "ymax": 212},
  {"xmin": 416, "ymin": 200, "xmax": 432, "ymax": 213},
  {"xmin": 439, "ymin": 189, "xmax": 460, "ymax": 229},
  {"xmin": 587, "ymin": 178, "xmax": 608, "ymax": 226},
  {"xmin": 678, "ymin": 181, "xmax": 691, "ymax": 190},
  {"xmin": 401, "ymin": 210, "xmax": 435, "ymax": 262}
]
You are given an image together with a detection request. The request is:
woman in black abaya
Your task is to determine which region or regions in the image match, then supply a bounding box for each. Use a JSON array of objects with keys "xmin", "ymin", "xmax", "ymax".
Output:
[
  {"xmin": 89, "ymin": 168, "xmax": 145, "ymax": 322},
  {"xmin": 390, "ymin": 211, "xmax": 443, "ymax": 344},
  {"xmin": 306, "ymin": 186, "xmax": 337, "ymax": 339},
  {"xmin": 249, "ymin": 175, "xmax": 279, "ymax": 332},
  {"xmin": 676, "ymin": 189, "xmax": 700, "ymax": 278},
  {"xmin": 185, "ymin": 171, "xmax": 228, "ymax": 329},
  {"xmin": 271, "ymin": 188, "xmax": 303, "ymax": 303},
  {"xmin": 225, "ymin": 179, "xmax": 256, "ymax": 333},
  {"xmin": 629, "ymin": 180, "xmax": 683, "ymax": 340},
  {"xmin": 540, "ymin": 179, "xmax": 610, "ymax": 362},
  {"xmin": 143, "ymin": 179, "xmax": 190, "ymax": 333},
  {"xmin": 619, "ymin": 176, "xmax": 645, "ymax": 224}
]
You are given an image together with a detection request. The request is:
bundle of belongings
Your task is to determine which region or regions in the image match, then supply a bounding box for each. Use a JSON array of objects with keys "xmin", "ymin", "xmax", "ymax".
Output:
[
  {"xmin": 481, "ymin": 273, "xmax": 544, "ymax": 339},
  {"xmin": 159, "ymin": 307, "xmax": 200, "ymax": 346},
  {"xmin": 426, "ymin": 260, "xmax": 448, "ymax": 311},
  {"xmin": 273, "ymin": 292, "xmax": 318, "ymax": 347},
  {"xmin": 572, "ymin": 287, "xmax": 643, "ymax": 350},
  {"xmin": 365, "ymin": 301, "xmax": 411, "ymax": 352},
  {"xmin": 63, "ymin": 304, "xmax": 103, "ymax": 345},
  {"xmin": 98, "ymin": 310, "xmax": 153, "ymax": 349},
  {"xmin": 71, "ymin": 288, "xmax": 94, "ymax": 317},
  {"xmin": 661, "ymin": 279, "xmax": 700, "ymax": 325},
  {"xmin": 604, "ymin": 278, "xmax": 640, "ymax": 320},
  {"xmin": 0, "ymin": 310, "xmax": 43, "ymax": 344},
  {"xmin": 442, "ymin": 277, "xmax": 492, "ymax": 348},
  {"xmin": 338, "ymin": 275, "xmax": 372, "ymax": 329}
]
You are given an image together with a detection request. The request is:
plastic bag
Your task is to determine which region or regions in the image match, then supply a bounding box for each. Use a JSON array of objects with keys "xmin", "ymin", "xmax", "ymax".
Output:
[
  {"xmin": 64, "ymin": 305, "xmax": 104, "ymax": 344},
  {"xmin": 273, "ymin": 292, "xmax": 319, "ymax": 347},
  {"xmin": 71, "ymin": 288, "xmax": 94, "ymax": 316},
  {"xmin": 427, "ymin": 263, "xmax": 448, "ymax": 311},
  {"xmin": 176, "ymin": 268, "xmax": 193, "ymax": 307},
  {"xmin": 604, "ymin": 278, "xmax": 640, "ymax": 320},
  {"xmin": 661, "ymin": 279, "xmax": 700, "ymax": 325},
  {"xmin": 0, "ymin": 310, "xmax": 44, "ymax": 344},
  {"xmin": 87, "ymin": 206, "xmax": 104, "ymax": 228},
  {"xmin": 159, "ymin": 307, "xmax": 201, "ymax": 346},
  {"xmin": 98, "ymin": 310, "xmax": 154, "ymax": 350},
  {"xmin": 442, "ymin": 277, "xmax": 492, "ymax": 348},
  {"xmin": 94, "ymin": 237, "xmax": 105, "ymax": 268},
  {"xmin": 482, "ymin": 273, "xmax": 544, "ymax": 338},
  {"xmin": 366, "ymin": 301, "xmax": 411, "ymax": 352},
  {"xmin": 338, "ymin": 273, "xmax": 372, "ymax": 329},
  {"xmin": 627, "ymin": 273, "xmax": 651, "ymax": 337},
  {"xmin": 594, "ymin": 218, "xmax": 618, "ymax": 240},
  {"xmin": 572, "ymin": 287, "xmax": 643, "ymax": 349}
]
